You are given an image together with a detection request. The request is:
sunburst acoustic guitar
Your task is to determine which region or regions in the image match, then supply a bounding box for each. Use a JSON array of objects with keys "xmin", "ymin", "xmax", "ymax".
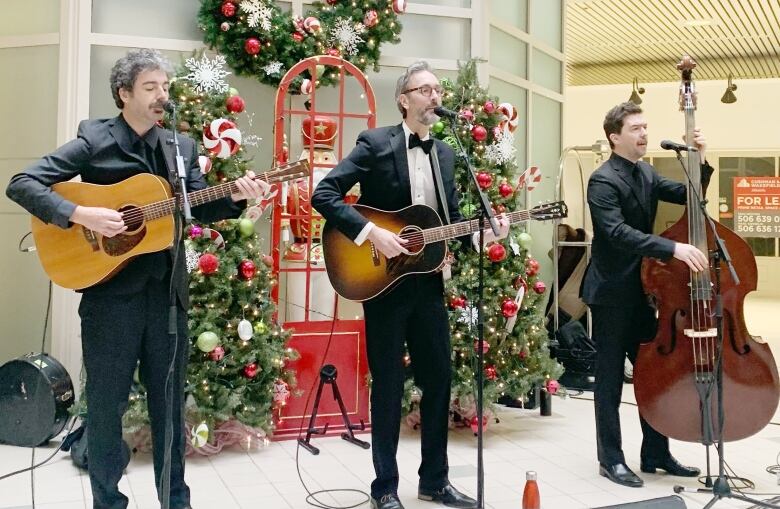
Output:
[
  {"xmin": 322, "ymin": 201, "xmax": 567, "ymax": 301},
  {"xmin": 31, "ymin": 160, "xmax": 309, "ymax": 290}
]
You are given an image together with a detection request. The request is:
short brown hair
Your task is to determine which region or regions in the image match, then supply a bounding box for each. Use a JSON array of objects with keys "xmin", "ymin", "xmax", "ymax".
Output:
[{"xmin": 603, "ymin": 102, "xmax": 642, "ymax": 148}]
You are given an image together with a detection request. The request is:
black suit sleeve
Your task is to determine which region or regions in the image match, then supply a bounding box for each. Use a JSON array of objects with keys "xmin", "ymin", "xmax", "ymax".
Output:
[
  {"xmin": 312, "ymin": 131, "xmax": 375, "ymax": 241},
  {"xmin": 588, "ymin": 172, "xmax": 676, "ymax": 260},
  {"xmin": 6, "ymin": 121, "xmax": 93, "ymax": 228}
]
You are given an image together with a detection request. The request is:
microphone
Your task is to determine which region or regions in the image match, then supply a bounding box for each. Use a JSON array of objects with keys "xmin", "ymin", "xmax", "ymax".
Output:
[
  {"xmin": 162, "ymin": 100, "xmax": 176, "ymax": 113},
  {"xmin": 433, "ymin": 106, "xmax": 462, "ymax": 120},
  {"xmin": 660, "ymin": 139, "xmax": 697, "ymax": 152}
]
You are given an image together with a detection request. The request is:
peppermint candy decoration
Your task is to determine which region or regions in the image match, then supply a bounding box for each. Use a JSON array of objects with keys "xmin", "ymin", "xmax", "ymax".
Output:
[
  {"xmin": 303, "ymin": 16, "xmax": 321, "ymax": 33},
  {"xmin": 203, "ymin": 118, "xmax": 242, "ymax": 159},
  {"xmin": 273, "ymin": 380, "xmax": 290, "ymax": 406},
  {"xmin": 191, "ymin": 422, "xmax": 209, "ymax": 448},
  {"xmin": 300, "ymin": 78, "xmax": 313, "ymax": 95},
  {"xmin": 497, "ymin": 102, "xmax": 519, "ymax": 133},
  {"xmin": 517, "ymin": 166, "xmax": 541, "ymax": 192},
  {"xmin": 197, "ymin": 155, "xmax": 212, "ymax": 174},
  {"xmin": 201, "ymin": 227, "xmax": 226, "ymax": 249}
]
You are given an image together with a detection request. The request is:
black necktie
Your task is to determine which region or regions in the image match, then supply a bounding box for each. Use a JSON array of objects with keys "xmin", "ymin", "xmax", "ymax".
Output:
[{"xmin": 409, "ymin": 132, "xmax": 433, "ymax": 155}]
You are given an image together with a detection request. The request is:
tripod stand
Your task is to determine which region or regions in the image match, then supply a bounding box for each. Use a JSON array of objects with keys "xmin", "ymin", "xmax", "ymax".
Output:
[{"xmin": 298, "ymin": 364, "xmax": 370, "ymax": 455}]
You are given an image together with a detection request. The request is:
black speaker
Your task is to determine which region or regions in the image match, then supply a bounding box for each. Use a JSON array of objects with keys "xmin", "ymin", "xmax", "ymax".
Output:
[
  {"xmin": 0, "ymin": 353, "xmax": 74, "ymax": 447},
  {"xmin": 592, "ymin": 495, "xmax": 687, "ymax": 508}
]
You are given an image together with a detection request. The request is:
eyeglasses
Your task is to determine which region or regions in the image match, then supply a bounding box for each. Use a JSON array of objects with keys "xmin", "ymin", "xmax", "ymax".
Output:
[{"xmin": 402, "ymin": 84, "xmax": 444, "ymax": 97}]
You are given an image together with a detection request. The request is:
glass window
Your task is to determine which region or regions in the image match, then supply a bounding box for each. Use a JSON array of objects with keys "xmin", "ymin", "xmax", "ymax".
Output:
[
  {"xmin": 529, "ymin": 0, "xmax": 562, "ymax": 51},
  {"xmin": 719, "ymin": 156, "xmax": 777, "ymax": 257},
  {"xmin": 0, "ymin": 0, "xmax": 58, "ymax": 36},
  {"xmin": 650, "ymin": 157, "xmax": 686, "ymax": 234},
  {"xmin": 414, "ymin": 0, "xmax": 471, "ymax": 7},
  {"xmin": 489, "ymin": 0, "xmax": 527, "ymax": 31},
  {"xmin": 489, "ymin": 26, "xmax": 527, "ymax": 78},
  {"xmin": 92, "ymin": 0, "xmax": 203, "ymax": 40},
  {"xmin": 381, "ymin": 14, "xmax": 471, "ymax": 62},
  {"xmin": 531, "ymin": 48, "xmax": 562, "ymax": 93}
]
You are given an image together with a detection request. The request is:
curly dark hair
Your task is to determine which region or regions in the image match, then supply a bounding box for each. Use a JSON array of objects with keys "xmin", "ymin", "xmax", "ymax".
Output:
[{"xmin": 109, "ymin": 49, "xmax": 173, "ymax": 109}]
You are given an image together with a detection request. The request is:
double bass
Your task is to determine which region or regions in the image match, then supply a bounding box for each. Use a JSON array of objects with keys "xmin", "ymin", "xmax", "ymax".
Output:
[{"xmin": 634, "ymin": 55, "xmax": 780, "ymax": 443}]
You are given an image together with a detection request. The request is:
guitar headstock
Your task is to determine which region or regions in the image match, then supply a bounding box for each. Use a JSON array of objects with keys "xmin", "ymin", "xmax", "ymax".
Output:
[
  {"xmin": 530, "ymin": 201, "xmax": 568, "ymax": 221},
  {"xmin": 265, "ymin": 159, "xmax": 310, "ymax": 183}
]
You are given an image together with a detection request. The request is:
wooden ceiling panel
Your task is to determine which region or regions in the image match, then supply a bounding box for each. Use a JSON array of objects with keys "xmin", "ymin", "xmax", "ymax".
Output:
[{"xmin": 566, "ymin": 0, "xmax": 780, "ymax": 86}]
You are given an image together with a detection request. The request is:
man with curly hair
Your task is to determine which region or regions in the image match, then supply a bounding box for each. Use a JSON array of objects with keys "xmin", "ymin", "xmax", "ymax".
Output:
[{"xmin": 6, "ymin": 48, "xmax": 270, "ymax": 509}]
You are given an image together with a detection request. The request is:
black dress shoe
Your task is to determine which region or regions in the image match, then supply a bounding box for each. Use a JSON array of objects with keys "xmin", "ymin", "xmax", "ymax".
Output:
[
  {"xmin": 599, "ymin": 463, "xmax": 644, "ymax": 488},
  {"xmin": 641, "ymin": 456, "xmax": 700, "ymax": 477},
  {"xmin": 418, "ymin": 482, "xmax": 477, "ymax": 508},
  {"xmin": 370, "ymin": 493, "xmax": 405, "ymax": 509}
]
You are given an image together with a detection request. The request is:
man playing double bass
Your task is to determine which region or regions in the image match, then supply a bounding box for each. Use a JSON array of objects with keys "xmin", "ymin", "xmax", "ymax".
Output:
[{"xmin": 581, "ymin": 101, "xmax": 712, "ymax": 488}]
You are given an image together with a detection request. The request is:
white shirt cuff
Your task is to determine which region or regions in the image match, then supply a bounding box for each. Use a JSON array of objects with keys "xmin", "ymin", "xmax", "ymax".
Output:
[{"xmin": 354, "ymin": 221, "xmax": 375, "ymax": 246}]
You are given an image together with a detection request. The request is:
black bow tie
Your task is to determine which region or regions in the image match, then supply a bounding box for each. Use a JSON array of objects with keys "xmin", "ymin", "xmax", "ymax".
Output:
[{"xmin": 409, "ymin": 132, "xmax": 434, "ymax": 155}]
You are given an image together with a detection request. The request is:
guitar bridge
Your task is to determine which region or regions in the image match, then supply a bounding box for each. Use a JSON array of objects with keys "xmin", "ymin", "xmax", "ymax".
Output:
[
  {"xmin": 81, "ymin": 227, "xmax": 100, "ymax": 252},
  {"xmin": 369, "ymin": 241, "xmax": 380, "ymax": 266}
]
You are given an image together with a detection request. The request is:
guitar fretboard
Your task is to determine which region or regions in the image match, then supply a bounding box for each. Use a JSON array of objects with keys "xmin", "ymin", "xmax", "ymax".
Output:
[
  {"xmin": 421, "ymin": 209, "xmax": 534, "ymax": 243},
  {"xmin": 126, "ymin": 163, "xmax": 305, "ymax": 223}
]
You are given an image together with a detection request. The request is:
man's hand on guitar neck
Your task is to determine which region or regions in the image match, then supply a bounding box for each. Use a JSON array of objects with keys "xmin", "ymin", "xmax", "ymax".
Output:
[
  {"xmin": 231, "ymin": 170, "xmax": 276, "ymax": 202},
  {"xmin": 367, "ymin": 226, "xmax": 410, "ymax": 258},
  {"xmin": 70, "ymin": 206, "xmax": 127, "ymax": 238}
]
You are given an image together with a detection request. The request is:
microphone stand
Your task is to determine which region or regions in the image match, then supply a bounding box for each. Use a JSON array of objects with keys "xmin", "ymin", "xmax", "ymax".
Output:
[
  {"xmin": 442, "ymin": 115, "xmax": 499, "ymax": 509},
  {"xmin": 669, "ymin": 149, "xmax": 778, "ymax": 509},
  {"xmin": 160, "ymin": 102, "xmax": 191, "ymax": 509}
]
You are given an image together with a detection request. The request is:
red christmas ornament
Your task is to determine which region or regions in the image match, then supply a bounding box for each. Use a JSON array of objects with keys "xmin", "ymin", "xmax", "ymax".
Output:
[
  {"xmin": 476, "ymin": 171, "xmax": 493, "ymax": 190},
  {"xmin": 221, "ymin": 2, "xmax": 236, "ymax": 17},
  {"xmin": 498, "ymin": 182, "xmax": 514, "ymax": 198},
  {"xmin": 474, "ymin": 340, "xmax": 489, "ymax": 355},
  {"xmin": 487, "ymin": 243, "xmax": 506, "ymax": 263},
  {"xmin": 501, "ymin": 298, "xmax": 519, "ymax": 318},
  {"xmin": 244, "ymin": 37, "xmax": 261, "ymax": 55},
  {"xmin": 533, "ymin": 281, "xmax": 547, "ymax": 294},
  {"xmin": 363, "ymin": 9, "xmax": 379, "ymax": 28},
  {"xmin": 326, "ymin": 0, "xmax": 338, "ymax": 4},
  {"xmin": 242, "ymin": 363, "xmax": 258, "ymax": 378},
  {"xmin": 225, "ymin": 94, "xmax": 245, "ymax": 114},
  {"xmin": 189, "ymin": 225, "xmax": 203, "ymax": 239},
  {"xmin": 546, "ymin": 379, "xmax": 560, "ymax": 395},
  {"xmin": 470, "ymin": 415, "xmax": 488, "ymax": 434},
  {"xmin": 518, "ymin": 349, "xmax": 528, "ymax": 359},
  {"xmin": 525, "ymin": 258, "xmax": 540, "ymax": 277},
  {"xmin": 484, "ymin": 365, "xmax": 498, "ymax": 380},
  {"xmin": 513, "ymin": 275, "xmax": 527, "ymax": 290},
  {"xmin": 239, "ymin": 259, "xmax": 256, "ymax": 280},
  {"xmin": 262, "ymin": 254, "xmax": 274, "ymax": 268},
  {"xmin": 292, "ymin": 32, "xmax": 304, "ymax": 42},
  {"xmin": 471, "ymin": 124, "xmax": 488, "ymax": 142},
  {"xmin": 209, "ymin": 346, "xmax": 225, "ymax": 362},
  {"xmin": 483, "ymin": 100, "xmax": 496, "ymax": 114},
  {"xmin": 460, "ymin": 109, "xmax": 474, "ymax": 122},
  {"xmin": 198, "ymin": 253, "xmax": 219, "ymax": 275},
  {"xmin": 449, "ymin": 295, "xmax": 467, "ymax": 309},
  {"xmin": 494, "ymin": 204, "xmax": 506, "ymax": 214},
  {"xmin": 327, "ymin": 47, "xmax": 341, "ymax": 56}
]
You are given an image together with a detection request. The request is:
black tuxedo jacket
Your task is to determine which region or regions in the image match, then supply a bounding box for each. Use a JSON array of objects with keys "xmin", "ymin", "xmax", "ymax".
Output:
[
  {"xmin": 580, "ymin": 153, "xmax": 713, "ymax": 307},
  {"xmin": 6, "ymin": 115, "xmax": 245, "ymax": 306},
  {"xmin": 311, "ymin": 124, "xmax": 463, "ymax": 241}
]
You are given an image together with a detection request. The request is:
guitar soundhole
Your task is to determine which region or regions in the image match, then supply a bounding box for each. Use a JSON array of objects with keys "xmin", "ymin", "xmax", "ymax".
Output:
[
  {"xmin": 399, "ymin": 225, "xmax": 424, "ymax": 254},
  {"xmin": 101, "ymin": 205, "xmax": 146, "ymax": 257}
]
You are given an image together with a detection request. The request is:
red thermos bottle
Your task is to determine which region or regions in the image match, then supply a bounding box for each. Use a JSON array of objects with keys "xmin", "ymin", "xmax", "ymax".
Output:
[{"xmin": 522, "ymin": 470, "xmax": 540, "ymax": 509}]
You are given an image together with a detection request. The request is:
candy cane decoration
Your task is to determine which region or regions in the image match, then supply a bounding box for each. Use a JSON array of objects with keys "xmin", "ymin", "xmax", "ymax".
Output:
[
  {"xmin": 517, "ymin": 166, "xmax": 541, "ymax": 192},
  {"xmin": 497, "ymin": 102, "xmax": 519, "ymax": 133},
  {"xmin": 203, "ymin": 118, "xmax": 242, "ymax": 159}
]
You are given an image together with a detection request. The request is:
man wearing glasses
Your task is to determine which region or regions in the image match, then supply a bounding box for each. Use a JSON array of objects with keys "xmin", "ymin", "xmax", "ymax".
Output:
[{"xmin": 313, "ymin": 62, "xmax": 506, "ymax": 509}]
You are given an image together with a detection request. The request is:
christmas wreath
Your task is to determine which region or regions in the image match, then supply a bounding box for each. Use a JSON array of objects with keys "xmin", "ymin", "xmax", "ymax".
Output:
[{"xmin": 198, "ymin": 0, "xmax": 407, "ymax": 89}]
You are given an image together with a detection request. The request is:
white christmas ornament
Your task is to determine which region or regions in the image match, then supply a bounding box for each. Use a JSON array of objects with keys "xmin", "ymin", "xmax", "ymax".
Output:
[
  {"xmin": 484, "ymin": 129, "xmax": 517, "ymax": 166},
  {"xmin": 239, "ymin": 0, "xmax": 273, "ymax": 31},
  {"xmin": 197, "ymin": 155, "xmax": 212, "ymax": 174},
  {"xmin": 191, "ymin": 422, "xmax": 209, "ymax": 448},
  {"xmin": 185, "ymin": 244, "xmax": 200, "ymax": 273},
  {"xmin": 237, "ymin": 319, "xmax": 254, "ymax": 341},
  {"xmin": 262, "ymin": 61, "xmax": 284, "ymax": 76},
  {"xmin": 184, "ymin": 54, "xmax": 230, "ymax": 93}
]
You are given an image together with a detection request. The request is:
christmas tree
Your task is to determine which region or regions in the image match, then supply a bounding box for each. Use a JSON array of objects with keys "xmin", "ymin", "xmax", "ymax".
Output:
[
  {"xmin": 120, "ymin": 54, "xmax": 298, "ymax": 452},
  {"xmin": 404, "ymin": 61, "xmax": 563, "ymax": 431}
]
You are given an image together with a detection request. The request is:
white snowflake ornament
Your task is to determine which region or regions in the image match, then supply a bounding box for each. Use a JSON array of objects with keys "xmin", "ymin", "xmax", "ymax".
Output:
[
  {"xmin": 484, "ymin": 129, "xmax": 517, "ymax": 165},
  {"xmin": 184, "ymin": 54, "xmax": 230, "ymax": 93},
  {"xmin": 328, "ymin": 17, "xmax": 365, "ymax": 56},
  {"xmin": 239, "ymin": 0, "xmax": 273, "ymax": 31},
  {"xmin": 185, "ymin": 244, "xmax": 200, "ymax": 273},
  {"xmin": 262, "ymin": 61, "xmax": 284, "ymax": 76}
]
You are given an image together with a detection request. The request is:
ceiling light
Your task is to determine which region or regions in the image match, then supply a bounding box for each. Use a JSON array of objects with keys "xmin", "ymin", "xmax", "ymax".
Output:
[
  {"xmin": 628, "ymin": 77, "xmax": 644, "ymax": 105},
  {"xmin": 721, "ymin": 73, "xmax": 737, "ymax": 104}
]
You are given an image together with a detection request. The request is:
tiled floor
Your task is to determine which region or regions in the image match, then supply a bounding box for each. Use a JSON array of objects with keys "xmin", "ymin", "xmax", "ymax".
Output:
[{"xmin": 2, "ymin": 296, "xmax": 780, "ymax": 509}]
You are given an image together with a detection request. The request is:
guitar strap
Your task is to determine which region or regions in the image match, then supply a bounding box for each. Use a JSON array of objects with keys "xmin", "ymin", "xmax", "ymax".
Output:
[{"xmin": 429, "ymin": 145, "xmax": 451, "ymax": 225}]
